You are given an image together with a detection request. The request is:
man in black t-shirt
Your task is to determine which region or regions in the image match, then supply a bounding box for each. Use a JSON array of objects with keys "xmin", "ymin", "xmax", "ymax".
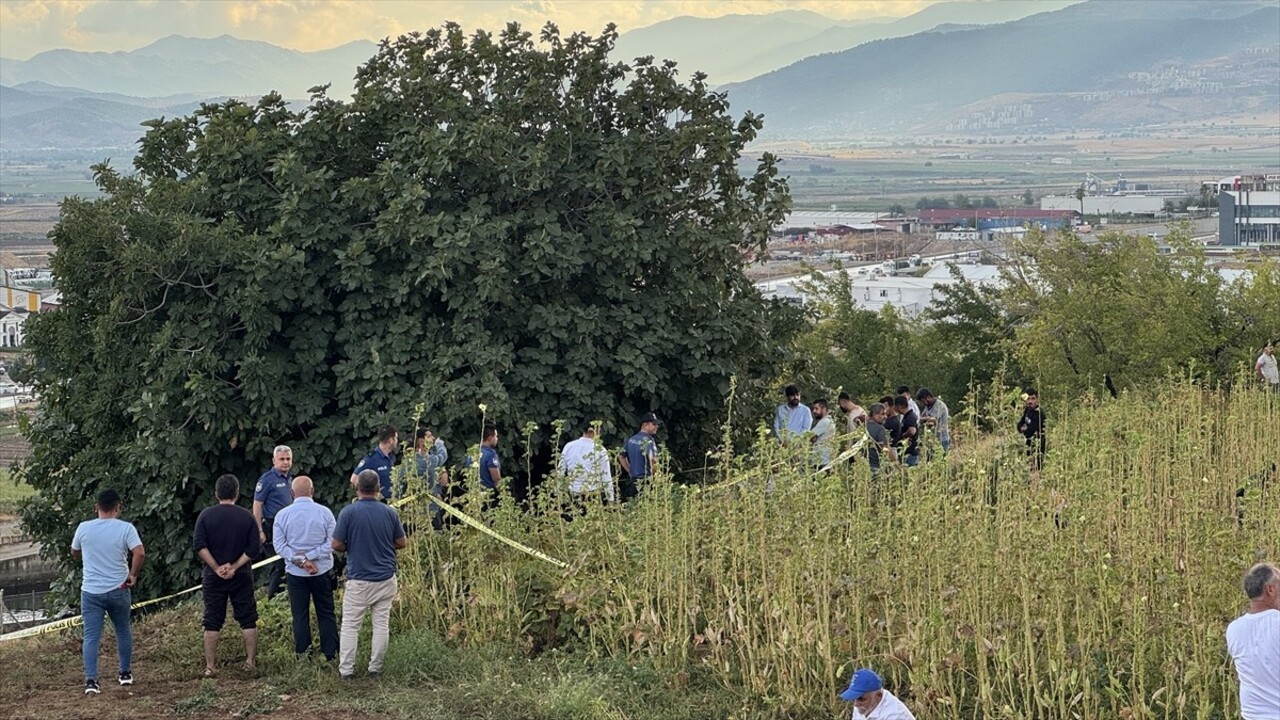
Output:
[
  {"xmin": 892, "ymin": 396, "xmax": 921, "ymax": 467},
  {"xmin": 193, "ymin": 474, "xmax": 261, "ymax": 676},
  {"xmin": 1017, "ymin": 388, "xmax": 1046, "ymax": 480}
]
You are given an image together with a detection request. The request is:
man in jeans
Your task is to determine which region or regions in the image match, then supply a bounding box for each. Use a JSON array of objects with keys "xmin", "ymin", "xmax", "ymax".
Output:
[
  {"xmin": 272, "ymin": 476, "xmax": 337, "ymax": 661},
  {"xmin": 333, "ymin": 470, "xmax": 407, "ymax": 679},
  {"xmin": 71, "ymin": 489, "xmax": 145, "ymax": 695}
]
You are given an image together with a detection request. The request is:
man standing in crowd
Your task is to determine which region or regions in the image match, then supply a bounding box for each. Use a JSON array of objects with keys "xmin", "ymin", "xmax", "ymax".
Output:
[
  {"xmin": 351, "ymin": 424, "xmax": 398, "ymax": 501},
  {"xmin": 72, "ymin": 489, "xmax": 144, "ymax": 694},
  {"xmin": 839, "ymin": 668, "xmax": 916, "ymax": 719},
  {"xmin": 773, "ymin": 385, "xmax": 812, "ymax": 444},
  {"xmin": 1225, "ymin": 563, "xmax": 1280, "ymax": 720},
  {"xmin": 810, "ymin": 398, "xmax": 836, "ymax": 468},
  {"xmin": 892, "ymin": 396, "xmax": 920, "ymax": 467},
  {"xmin": 560, "ymin": 423, "xmax": 615, "ymax": 507},
  {"xmin": 253, "ymin": 445, "xmax": 293, "ymax": 599},
  {"xmin": 865, "ymin": 403, "xmax": 897, "ymax": 474},
  {"xmin": 272, "ymin": 476, "xmax": 337, "ymax": 662},
  {"xmin": 838, "ymin": 393, "xmax": 868, "ymax": 433},
  {"xmin": 896, "ymin": 386, "xmax": 920, "ymax": 417},
  {"xmin": 414, "ymin": 427, "xmax": 449, "ymax": 529},
  {"xmin": 333, "ymin": 470, "xmax": 407, "ymax": 680},
  {"xmin": 193, "ymin": 475, "xmax": 261, "ymax": 677},
  {"xmin": 1256, "ymin": 340, "xmax": 1278, "ymax": 390},
  {"xmin": 618, "ymin": 413, "xmax": 660, "ymax": 502},
  {"xmin": 473, "ymin": 424, "xmax": 503, "ymax": 508},
  {"xmin": 1017, "ymin": 389, "xmax": 1046, "ymax": 480},
  {"xmin": 916, "ymin": 388, "xmax": 951, "ymax": 454},
  {"xmin": 879, "ymin": 396, "xmax": 902, "ymax": 451}
]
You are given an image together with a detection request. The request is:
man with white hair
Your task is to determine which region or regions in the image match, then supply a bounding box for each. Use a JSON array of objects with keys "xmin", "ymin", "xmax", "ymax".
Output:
[
  {"xmin": 1225, "ymin": 562, "xmax": 1280, "ymax": 719},
  {"xmin": 253, "ymin": 445, "xmax": 294, "ymax": 598}
]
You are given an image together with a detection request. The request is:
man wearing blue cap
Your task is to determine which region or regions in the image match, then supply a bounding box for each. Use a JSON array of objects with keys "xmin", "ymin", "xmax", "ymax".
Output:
[{"xmin": 839, "ymin": 668, "xmax": 915, "ymax": 719}]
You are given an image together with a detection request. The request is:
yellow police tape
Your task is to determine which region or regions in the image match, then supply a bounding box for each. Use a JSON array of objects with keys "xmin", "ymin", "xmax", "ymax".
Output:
[{"xmin": 0, "ymin": 490, "xmax": 568, "ymax": 642}]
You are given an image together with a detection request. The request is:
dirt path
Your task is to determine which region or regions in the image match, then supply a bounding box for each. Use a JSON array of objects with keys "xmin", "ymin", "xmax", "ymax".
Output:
[{"xmin": 0, "ymin": 611, "xmax": 395, "ymax": 720}]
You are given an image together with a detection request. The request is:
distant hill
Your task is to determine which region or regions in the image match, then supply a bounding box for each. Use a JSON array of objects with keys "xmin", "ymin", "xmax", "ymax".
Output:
[
  {"xmin": 0, "ymin": 35, "xmax": 377, "ymax": 98},
  {"xmin": 0, "ymin": 82, "xmax": 234, "ymax": 150},
  {"xmin": 613, "ymin": 1, "xmax": 1081, "ymax": 84},
  {"xmin": 722, "ymin": 0, "xmax": 1280, "ymax": 138}
]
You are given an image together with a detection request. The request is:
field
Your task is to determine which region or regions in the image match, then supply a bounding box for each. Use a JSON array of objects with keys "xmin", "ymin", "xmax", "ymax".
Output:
[
  {"xmin": 0, "ymin": 380, "xmax": 1275, "ymax": 719},
  {"xmin": 751, "ymin": 132, "xmax": 1280, "ymax": 212}
]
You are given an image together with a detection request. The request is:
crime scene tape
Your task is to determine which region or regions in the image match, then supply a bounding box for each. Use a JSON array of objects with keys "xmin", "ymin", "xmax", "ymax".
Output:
[
  {"xmin": 419, "ymin": 494, "xmax": 569, "ymax": 570},
  {"xmin": 0, "ymin": 490, "xmax": 563, "ymax": 642},
  {"xmin": 701, "ymin": 431, "xmax": 871, "ymax": 494},
  {"xmin": 0, "ymin": 552, "xmax": 286, "ymax": 642}
]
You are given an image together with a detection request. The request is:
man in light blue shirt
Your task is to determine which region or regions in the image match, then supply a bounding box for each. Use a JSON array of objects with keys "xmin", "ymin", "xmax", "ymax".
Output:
[
  {"xmin": 272, "ymin": 476, "xmax": 338, "ymax": 661},
  {"xmin": 773, "ymin": 385, "xmax": 813, "ymax": 444},
  {"xmin": 71, "ymin": 488, "xmax": 145, "ymax": 694}
]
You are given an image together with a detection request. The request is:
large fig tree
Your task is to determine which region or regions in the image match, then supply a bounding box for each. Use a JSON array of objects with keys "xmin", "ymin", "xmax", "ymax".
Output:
[{"xmin": 18, "ymin": 23, "xmax": 793, "ymax": 598}]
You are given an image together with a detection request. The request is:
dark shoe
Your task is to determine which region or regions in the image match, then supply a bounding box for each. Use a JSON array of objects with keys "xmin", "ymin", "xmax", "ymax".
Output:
[
  {"xmin": 118, "ymin": 672, "xmax": 133, "ymax": 686},
  {"xmin": 340, "ymin": 674, "xmax": 355, "ymax": 681},
  {"xmin": 367, "ymin": 671, "xmax": 381, "ymax": 679},
  {"xmin": 84, "ymin": 679, "xmax": 100, "ymax": 695}
]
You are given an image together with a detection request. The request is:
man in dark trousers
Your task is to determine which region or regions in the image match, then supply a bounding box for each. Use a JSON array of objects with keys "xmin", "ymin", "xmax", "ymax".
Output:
[
  {"xmin": 1017, "ymin": 388, "xmax": 1046, "ymax": 481},
  {"xmin": 193, "ymin": 474, "xmax": 261, "ymax": 676},
  {"xmin": 272, "ymin": 476, "xmax": 337, "ymax": 661},
  {"xmin": 618, "ymin": 413, "xmax": 660, "ymax": 502},
  {"xmin": 252, "ymin": 445, "xmax": 293, "ymax": 599}
]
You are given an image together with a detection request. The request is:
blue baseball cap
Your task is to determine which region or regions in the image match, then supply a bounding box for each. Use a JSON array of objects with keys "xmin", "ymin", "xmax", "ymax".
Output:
[{"xmin": 839, "ymin": 668, "xmax": 884, "ymax": 701}]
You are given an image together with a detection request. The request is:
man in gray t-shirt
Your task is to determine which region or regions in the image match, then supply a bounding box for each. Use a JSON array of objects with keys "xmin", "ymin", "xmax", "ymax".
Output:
[
  {"xmin": 71, "ymin": 489, "xmax": 145, "ymax": 694},
  {"xmin": 864, "ymin": 403, "xmax": 898, "ymax": 473}
]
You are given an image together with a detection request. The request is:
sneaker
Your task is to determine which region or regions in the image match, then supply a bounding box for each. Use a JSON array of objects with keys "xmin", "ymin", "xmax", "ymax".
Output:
[
  {"xmin": 84, "ymin": 679, "xmax": 100, "ymax": 695},
  {"xmin": 367, "ymin": 671, "xmax": 381, "ymax": 679},
  {"xmin": 118, "ymin": 672, "xmax": 133, "ymax": 686},
  {"xmin": 339, "ymin": 674, "xmax": 355, "ymax": 681}
]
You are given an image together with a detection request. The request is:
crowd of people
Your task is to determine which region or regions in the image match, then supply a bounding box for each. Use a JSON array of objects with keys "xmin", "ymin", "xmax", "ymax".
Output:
[
  {"xmin": 771, "ymin": 384, "xmax": 1053, "ymax": 478},
  {"xmin": 63, "ymin": 371, "xmax": 1274, "ymax": 716},
  {"xmin": 772, "ymin": 384, "xmax": 955, "ymax": 471}
]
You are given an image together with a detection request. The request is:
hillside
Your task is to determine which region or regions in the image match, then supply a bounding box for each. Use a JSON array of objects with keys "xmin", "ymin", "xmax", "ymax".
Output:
[
  {"xmin": 723, "ymin": 0, "xmax": 1280, "ymax": 138},
  {"xmin": 613, "ymin": 1, "xmax": 1080, "ymax": 85},
  {"xmin": 0, "ymin": 35, "xmax": 377, "ymax": 99}
]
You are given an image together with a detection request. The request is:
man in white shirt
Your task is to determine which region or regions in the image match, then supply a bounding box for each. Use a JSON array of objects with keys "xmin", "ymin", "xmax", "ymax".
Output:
[
  {"xmin": 1225, "ymin": 562, "xmax": 1280, "ymax": 720},
  {"xmin": 1256, "ymin": 341, "xmax": 1278, "ymax": 389},
  {"xmin": 559, "ymin": 424, "xmax": 614, "ymax": 508},
  {"xmin": 839, "ymin": 668, "xmax": 916, "ymax": 720}
]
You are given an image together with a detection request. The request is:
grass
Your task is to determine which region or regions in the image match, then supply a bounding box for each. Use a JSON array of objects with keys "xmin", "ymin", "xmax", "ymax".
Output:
[
  {"xmin": 0, "ymin": 379, "xmax": 1273, "ymax": 719},
  {"xmin": 0, "ymin": 467, "xmax": 36, "ymax": 515}
]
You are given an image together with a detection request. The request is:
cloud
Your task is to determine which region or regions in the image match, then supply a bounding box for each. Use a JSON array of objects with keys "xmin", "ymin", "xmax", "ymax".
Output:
[{"xmin": 0, "ymin": 0, "xmax": 936, "ymax": 60}]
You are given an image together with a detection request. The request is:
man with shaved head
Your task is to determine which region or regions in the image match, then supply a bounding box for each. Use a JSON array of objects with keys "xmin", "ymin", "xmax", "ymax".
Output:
[{"xmin": 272, "ymin": 475, "xmax": 338, "ymax": 661}]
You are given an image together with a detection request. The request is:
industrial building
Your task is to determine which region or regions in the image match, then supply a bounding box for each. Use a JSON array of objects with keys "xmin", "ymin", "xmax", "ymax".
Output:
[
  {"xmin": 1219, "ymin": 188, "xmax": 1280, "ymax": 247},
  {"xmin": 1040, "ymin": 194, "xmax": 1169, "ymax": 216}
]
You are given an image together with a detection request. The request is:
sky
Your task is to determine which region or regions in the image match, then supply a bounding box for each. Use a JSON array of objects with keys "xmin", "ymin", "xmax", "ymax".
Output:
[{"xmin": 0, "ymin": 0, "xmax": 943, "ymax": 60}]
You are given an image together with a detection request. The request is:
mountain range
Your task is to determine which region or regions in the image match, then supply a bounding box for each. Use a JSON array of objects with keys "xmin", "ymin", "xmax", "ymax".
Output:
[
  {"xmin": 612, "ymin": 1, "xmax": 1080, "ymax": 85},
  {"xmin": 1, "ymin": 0, "xmax": 1276, "ymax": 151},
  {"xmin": 723, "ymin": 0, "xmax": 1280, "ymax": 138}
]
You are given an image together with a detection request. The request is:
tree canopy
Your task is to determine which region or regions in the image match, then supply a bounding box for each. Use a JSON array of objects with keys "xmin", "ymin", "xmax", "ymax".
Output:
[{"xmin": 18, "ymin": 22, "xmax": 794, "ymax": 598}]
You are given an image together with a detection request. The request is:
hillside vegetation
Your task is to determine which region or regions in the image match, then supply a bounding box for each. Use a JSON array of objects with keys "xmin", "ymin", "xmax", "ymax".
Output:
[{"xmin": 1, "ymin": 380, "xmax": 1274, "ymax": 719}]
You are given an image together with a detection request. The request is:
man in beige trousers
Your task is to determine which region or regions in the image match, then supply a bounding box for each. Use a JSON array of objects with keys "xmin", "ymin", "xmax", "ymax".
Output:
[{"xmin": 332, "ymin": 470, "xmax": 406, "ymax": 679}]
